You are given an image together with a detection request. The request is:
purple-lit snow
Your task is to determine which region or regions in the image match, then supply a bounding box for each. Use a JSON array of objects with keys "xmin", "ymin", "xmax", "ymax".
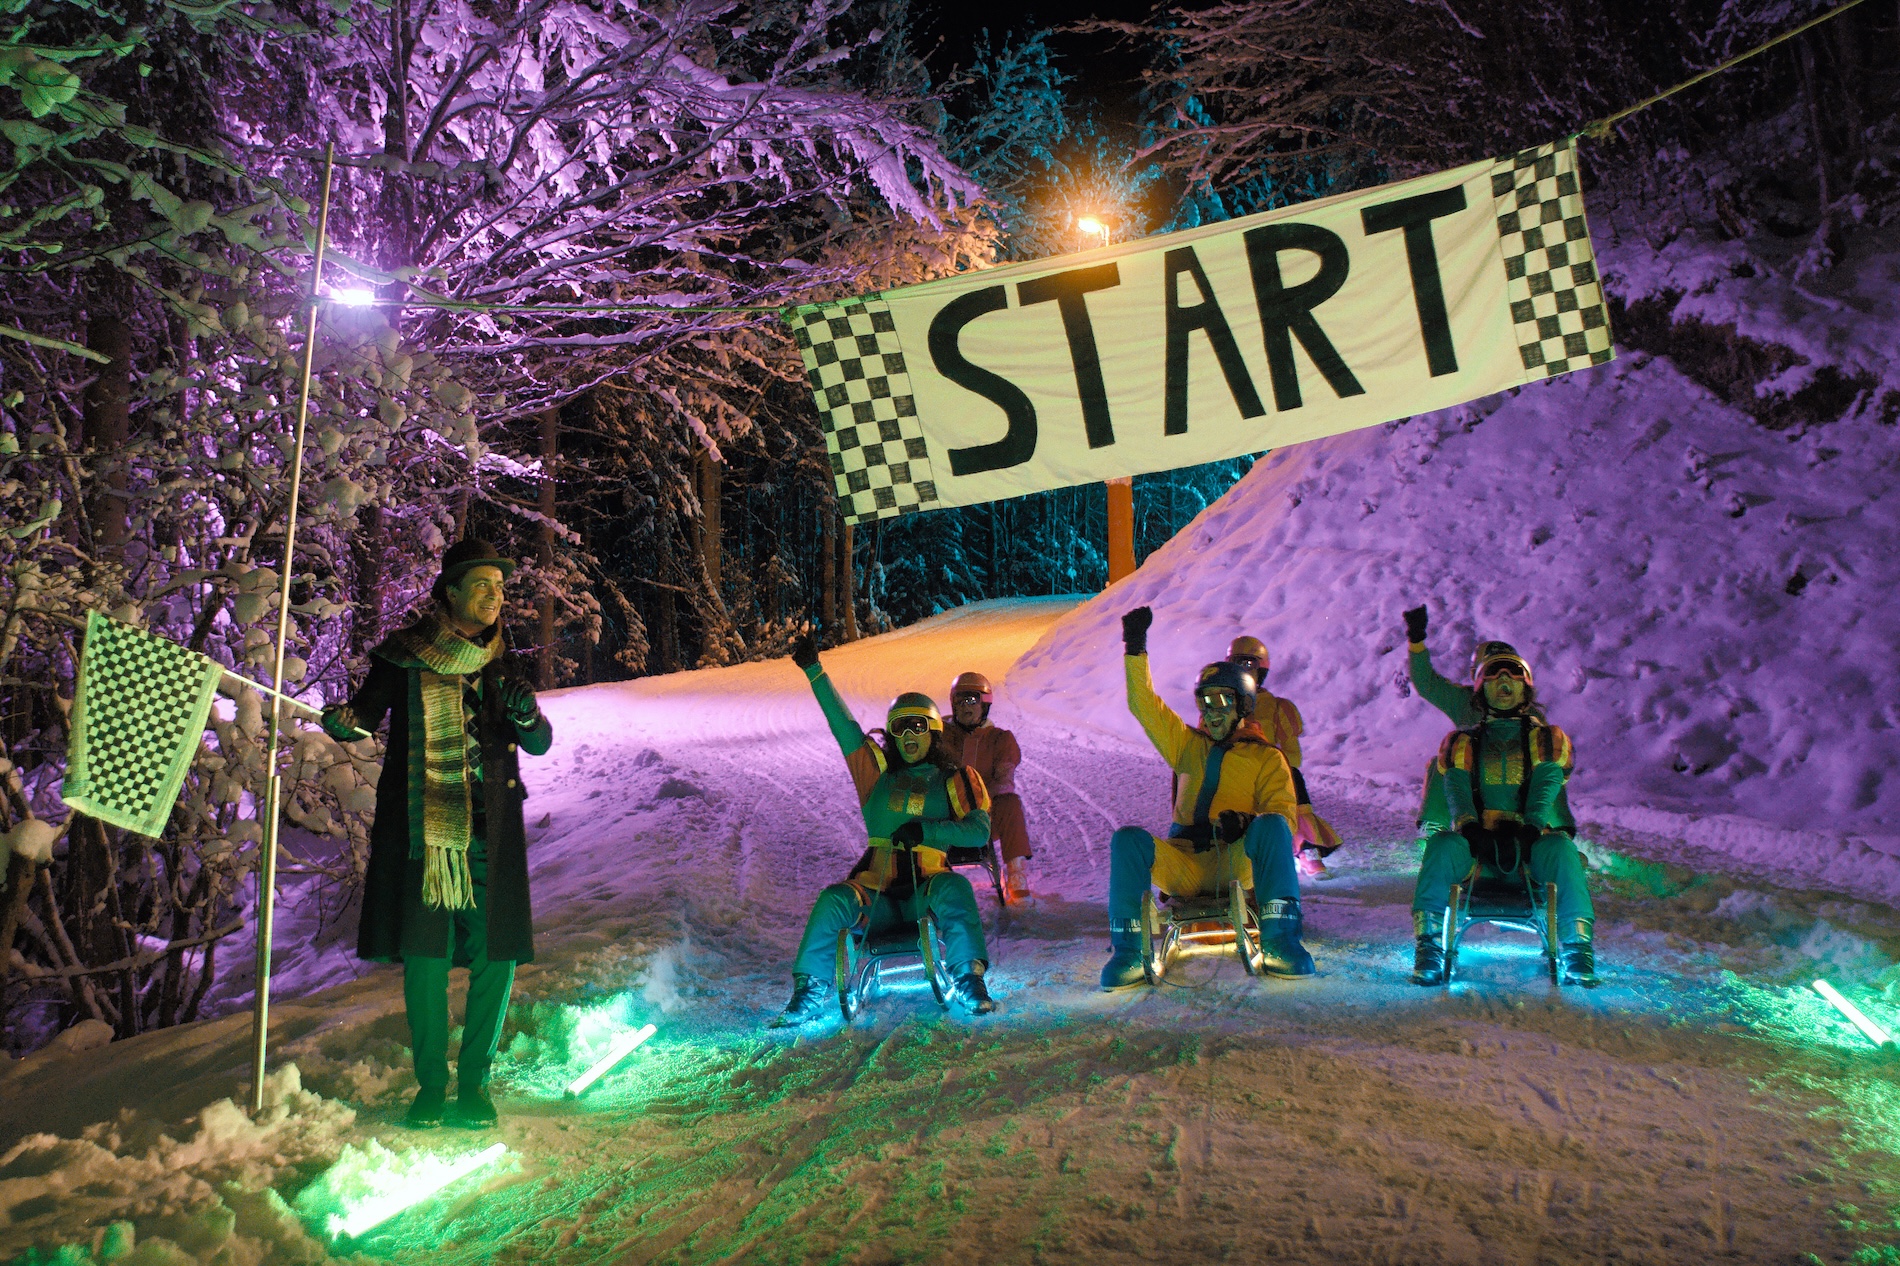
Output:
[{"xmin": 5, "ymin": 232, "xmax": 1900, "ymax": 1265}]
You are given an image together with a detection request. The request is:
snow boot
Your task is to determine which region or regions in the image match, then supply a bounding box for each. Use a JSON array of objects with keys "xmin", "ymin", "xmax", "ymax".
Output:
[
  {"xmin": 1560, "ymin": 921, "xmax": 1598, "ymax": 988},
  {"xmin": 1006, "ymin": 856, "xmax": 1030, "ymax": 901},
  {"xmin": 1257, "ymin": 899, "xmax": 1316, "ymax": 978},
  {"xmin": 403, "ymin": 1085, "xmax": 446, "ymax": 1129},
  {"xmin": 1411, "ymin": 910, "xmax": 1446, "ymax": 986},
  {"xmin": 451, "ymin": 1082, "xmax": 498, "ymax": 1128},
  {"xmin": 948, "ymin": 963, "xmax": 997, "ymax": 1015},
  {"xmin": 1100, "ymin": 928, "xmax": 1146, "ymax": 991},
  {"xmin": 768, "ymin": 973, "xmax": 835, "ymax": 1027}
]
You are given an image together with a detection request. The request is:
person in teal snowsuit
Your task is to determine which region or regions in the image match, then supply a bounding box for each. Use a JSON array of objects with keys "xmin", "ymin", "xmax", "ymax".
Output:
[
  {"xmin": 1403, "ymin": 615, "xmax": 1597, "ymax": 987},
  {"xmin": 771, "ymin": 633, "xmax": 997, "ymax": 1025}
]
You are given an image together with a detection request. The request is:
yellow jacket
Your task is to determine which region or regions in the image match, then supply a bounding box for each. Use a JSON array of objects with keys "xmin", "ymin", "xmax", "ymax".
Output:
[
  {"xmin": 1125, "ymin": 655, "xmax": 1297, "ymax": 832},
  {"xmin": 1237, "ymin": 690, "xmax": 1304, "ymax": 768}
]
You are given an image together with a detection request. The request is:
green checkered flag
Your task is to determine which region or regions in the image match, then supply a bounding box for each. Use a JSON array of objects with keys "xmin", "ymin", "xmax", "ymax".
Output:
[{"xmin": 62, "ymin": 611, "xmax": 223, "ymax": 838}]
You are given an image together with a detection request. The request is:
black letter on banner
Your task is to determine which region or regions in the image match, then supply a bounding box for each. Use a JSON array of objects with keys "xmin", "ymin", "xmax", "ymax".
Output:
[
  {"xmin": 1164, "ymin": 247, "xmax": 1264, "ymax": 435},
  {"xmin": 1242, "ymin": 223, "xmax": 1364, "ymax": 411},
  {"xmin": 1016, "ymin": 263, "xmax": 1120, "ymax": 449},
  {"xmin": 1360, "ymin": 186, "xmax": 1467, "ymax": 377},
  {"xmin": 932, "ymin": 286, "xmax": 1039, "ymax": 476}
]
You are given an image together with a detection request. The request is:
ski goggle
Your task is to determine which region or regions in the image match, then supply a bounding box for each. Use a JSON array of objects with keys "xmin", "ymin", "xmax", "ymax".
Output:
[
  {"xmin": 951, "ymin": 692, "xmax": 986, "ymax": 707},
  {"xmin": 1230, "ymin": 655, "xmax": 1264, "ymax": 674},
  {"xmin": 889, "ymin": 715, "xmax": 934, "ymax": 737},
  {"xmin": 1476, "ymin": 656, "xmax": 1534, "ymax": 686},
  {"xmin": 1196, "ymin": 688, "xmax": 1239, "ymax": 713}
]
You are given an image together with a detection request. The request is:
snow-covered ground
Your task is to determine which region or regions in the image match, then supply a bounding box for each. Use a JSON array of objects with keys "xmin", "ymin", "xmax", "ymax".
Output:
[
  {"xmin": 8, "ymin": 599, "xmax": 1900, "ymax": 1266},
  {"xmin": 7, "ymin": 229, "xmax": 1900, "ymax": 1266}
]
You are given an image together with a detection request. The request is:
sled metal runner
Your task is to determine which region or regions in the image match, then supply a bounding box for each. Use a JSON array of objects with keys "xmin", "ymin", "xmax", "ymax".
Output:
[
  {"xmin": 835, "ymin": 904, "xmax": 953, "ymax": 1022},
  {"xmin": 1441, "ymin": 862, "xmax": 1561, "ymax": 986},
  {"xmin": 1138, "ymin": 840, "xmax": 1267, "ymax": 982}
]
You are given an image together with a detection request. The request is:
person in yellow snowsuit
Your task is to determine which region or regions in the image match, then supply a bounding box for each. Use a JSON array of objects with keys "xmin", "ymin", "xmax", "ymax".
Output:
[
  {"xmin": 1227, "ymin": 635, "xmax": 1341, "ymax": 876},
  {"xmin": 1100, "ymin": 608, "xmax": 1312, "ymax": 989}
]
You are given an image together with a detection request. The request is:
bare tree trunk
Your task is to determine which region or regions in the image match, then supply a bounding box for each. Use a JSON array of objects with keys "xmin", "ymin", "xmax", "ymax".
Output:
[
  {"xmin": 83, "ymin": 305, "xmax": 132, "ymax": 558},
  {"xmin": 350, "ymin": 504, "xmax": 386, "ymax": 654},
  {"xmin": 0, "ymin": 854, "xmax": 33, "ymax": 1030},
  {"xmin": 655, "ymin": 527, "xmax": 679, "ymax": 673},
  {"xmin": 696, "ymin": 450, "xmax": 722, "ymax": 595},
  {"xmin": 821, "ymin": 509, "xmax": 837, "ymax": 632},
  {"xmin": 841, "ymin": 524, "xmax": 858, "ymax": 642},
  {"xmin": 538, "ymin": 406, "xmax": 559, "ymax": 686}
]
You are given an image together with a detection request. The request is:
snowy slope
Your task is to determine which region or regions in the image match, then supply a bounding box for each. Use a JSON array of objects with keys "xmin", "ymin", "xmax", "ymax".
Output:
[{"xmin": 1010, "ymin": 234, "xmax": 1900, "ymax": 880}]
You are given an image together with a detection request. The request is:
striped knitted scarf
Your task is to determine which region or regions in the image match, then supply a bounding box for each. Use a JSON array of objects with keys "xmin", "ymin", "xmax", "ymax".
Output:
[{"xmin": 382, "ymin": 611, "xmax": 501, "ymax": 910}]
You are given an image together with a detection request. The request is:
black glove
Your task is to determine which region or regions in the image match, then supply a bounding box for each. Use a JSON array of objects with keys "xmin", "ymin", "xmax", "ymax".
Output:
[
  {"xmin": 1511, "ymin": 821, "xmax": 1545, "ymax": 848},
  {"xmin": 496, "ymin": 677, "xmax": 540, "ymax": 727},
  {"xmin": 1403, "ymin": 605, "xmax": 1429, "ymax": 644},
  {"xmin": 1459, "ymin": 820, "xmax": 1490, "ymax": 851},
  {"xmin": 1216, "ymin": 809, "xmax": 1255, "ymax": 844},
  {"xmin": 891, "ymin": 821, "xmax": 924, "ymax": 848},
  {"xmin": 791, "ymin": 630, "xmax": 820, "ymax": 670},
  {"xmin": 1121, "ymin": 606, "xmax": 1153, "ymax": 656}
]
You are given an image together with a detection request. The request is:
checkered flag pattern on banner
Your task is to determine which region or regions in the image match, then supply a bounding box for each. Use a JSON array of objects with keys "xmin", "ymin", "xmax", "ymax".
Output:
[
  {"xmin": 1491, "ymin": 138, "xmax": 1615, "ymax": 377},
  {"xmin": 786, "ymin": 297, "xmax": 941, "ymax": 526},
  {"xmin": 62, "ymin": 610, "xmax": 224, "ymax": 838}
]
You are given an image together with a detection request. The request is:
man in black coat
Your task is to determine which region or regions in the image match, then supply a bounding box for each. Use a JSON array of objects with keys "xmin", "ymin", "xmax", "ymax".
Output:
[{"xmin": 322, "ymin": 539, "xmax": 553, "ymax": 1127}]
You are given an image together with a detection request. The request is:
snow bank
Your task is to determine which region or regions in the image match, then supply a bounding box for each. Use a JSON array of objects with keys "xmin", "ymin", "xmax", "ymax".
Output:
[
  {"xmin": 0, "ymin": 1064, "xmax": 353, "ymax": 1265},
  {"xmin": 1009, "ymin": 233, "xmax": 1900, "ymax": 891}
]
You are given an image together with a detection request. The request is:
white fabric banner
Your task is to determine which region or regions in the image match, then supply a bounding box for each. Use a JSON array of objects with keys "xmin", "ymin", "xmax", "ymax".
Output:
[{"xmin": 788, "ymin": 138, "xmax": 1614, "ymax": 525}]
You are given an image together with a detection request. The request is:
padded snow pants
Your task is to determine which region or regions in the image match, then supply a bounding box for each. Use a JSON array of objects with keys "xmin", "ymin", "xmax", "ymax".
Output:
[
  {"xmin": 991, "ymin": 792, "xmax": 1031, "ymax": 862},
  {"xmin": 1412, "ymin": 829, "xmax": 1595, "ymax": 930},
  {"xmin": 793, "ymin": 871, "xmax": 988, "ymax": 979},
  {"xmin": 1108, "ymin": 814, "xmax": 1298, "ymax": 934},
  {"xmin": 404, "ymin": 853, "xmax": 516, "ymax": 1093}
]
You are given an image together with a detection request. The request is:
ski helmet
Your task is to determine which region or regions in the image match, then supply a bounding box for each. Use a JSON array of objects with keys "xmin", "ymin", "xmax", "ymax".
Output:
[
  {"xmin": 1195, "ymin": 662, "xmax": 1257, "ymax": 717},
  {"xmin": 887, "ymin": 691, "xmax": 944, "ymax": 735},
  {"xmin": 950, "ymin": 671, "xmax": 993, "ymax": 705},
  {"xmin": 1470, "ymin": 639, "xmax": 1519, "ymax": 673},
  {"xmin": 1474, "ymin": 648, "xmax": 1534, "ymax": 688},
  {"xmin": 1227, "ymin": 635, "xmax": 1269, "ymax": 673}
]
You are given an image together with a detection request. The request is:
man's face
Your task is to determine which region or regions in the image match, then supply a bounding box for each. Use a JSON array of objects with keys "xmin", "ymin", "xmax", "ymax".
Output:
[
  {"xmin": 1482, "ymin": 671, "xmax": 1527, "ymax": 712},
  {"xmin": 891, "ymin": 716, "xmax": 935, "ymax": 765},
  {"xmin": 1197, "ymin": 689, "xmax": 1239, "ymax": 743},
  {"xmin": 951, "ymin": 693, "xmax": 986, "ymax": 728},
  {"xmin": 447, "ymin": 565, "xmax": 505, "ymax": 632}
]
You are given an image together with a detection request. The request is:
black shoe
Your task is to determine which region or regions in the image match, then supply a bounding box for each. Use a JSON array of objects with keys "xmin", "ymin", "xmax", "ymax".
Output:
[
  {"xmin": 404, "ymin": 1086, "xmax": 447, "ymax": 1129},
  {"xmin": 949, "ymin": 971, "xmax": 997, "ymax": 1015},
  {"xmin": 1560, "ymin": 942, "xmax": 1598, "ymax": 988},
  {"xmin": 1411, "ymin": 936, "xmax": 1446, "ymax": 986},
  {"xmin": 768, "ymin": 973, "xmax": 834, "ymax": 1027},
  {"xmin": 451, "ymin": 1083, "xmax": 497, "ymax": 1128}
]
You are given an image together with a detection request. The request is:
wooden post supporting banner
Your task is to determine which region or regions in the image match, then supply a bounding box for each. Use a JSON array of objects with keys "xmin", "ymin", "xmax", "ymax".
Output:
[
  {"xmin": 1105, "ymin": 477, "xmax": 1135, "ymax": 583},
  {"xmin": 251, "ymin": 143, "xmax": 335, "ymax": 1117}
]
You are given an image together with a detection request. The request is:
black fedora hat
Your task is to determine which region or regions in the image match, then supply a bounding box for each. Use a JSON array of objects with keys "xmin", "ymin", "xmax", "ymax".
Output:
[{"xmin": 432, "ymin": 538, "xmax": 516, "ymax": 601}]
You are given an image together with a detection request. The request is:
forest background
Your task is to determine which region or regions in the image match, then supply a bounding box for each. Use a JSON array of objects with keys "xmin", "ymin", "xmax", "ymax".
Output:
[{"xmin": 0, "ymin": 0, "xmax": 1894, "ymax": 1052}]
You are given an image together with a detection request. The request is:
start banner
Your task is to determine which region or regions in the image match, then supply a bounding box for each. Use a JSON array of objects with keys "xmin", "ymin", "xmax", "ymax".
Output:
[{"xmin": 786, "ymin": 137, "xmax": 1614, "ymax": 526}]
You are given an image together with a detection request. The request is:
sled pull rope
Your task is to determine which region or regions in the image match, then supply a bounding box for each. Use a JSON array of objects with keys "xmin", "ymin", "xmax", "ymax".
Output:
[{"xmin": 1580, "ymin": 0, "xmax": 1871, "ymax": 141}]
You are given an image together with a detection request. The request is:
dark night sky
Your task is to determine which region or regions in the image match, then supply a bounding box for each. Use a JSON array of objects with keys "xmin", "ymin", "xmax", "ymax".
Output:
[{"xmin": 912, "ymin": 0, "xmax": 1158, "ymax": 127}]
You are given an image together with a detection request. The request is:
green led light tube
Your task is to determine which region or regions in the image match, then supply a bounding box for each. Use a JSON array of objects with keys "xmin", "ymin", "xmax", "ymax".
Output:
[
  {"xmin": 1814, "ymin": 979, "xmax": 1893, "ymax": 1048},
  {"xmin": 329, "ymin": 1142, "xmax": 508, "ymax": 1240},
  {"xmin": 566, "ymin": 1023, "xmax": 658, "ymax": 1098}
]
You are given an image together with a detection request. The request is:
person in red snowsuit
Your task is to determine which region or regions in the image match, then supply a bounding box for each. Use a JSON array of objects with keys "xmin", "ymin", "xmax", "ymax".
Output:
[{"xmin": 938, "ymin": 671, "xmax": 1035, "ymax": 899}]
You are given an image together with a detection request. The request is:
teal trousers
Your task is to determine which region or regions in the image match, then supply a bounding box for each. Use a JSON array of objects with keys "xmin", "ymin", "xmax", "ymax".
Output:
[
  {"xmin": 1413, "ymin": 829, "xmax": 1594, "ymax": 930},
  {"xmin": 403, "ymin": 853, "xmax": 516, "ymax": 1092}
]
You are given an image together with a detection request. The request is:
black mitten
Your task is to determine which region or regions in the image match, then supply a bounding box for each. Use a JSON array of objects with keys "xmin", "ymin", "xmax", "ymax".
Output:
[
  {"xmin": 791, "ymin": 631, "xmax": 820, "ymax": 670},
  {"xmin": 1403, "ymin": 605, "xmax": 1429, "ymax": 644},
  {"xmin": 1459, "ymin": 821, "xmax": 1489, "ymax": 851},
  {"xmin": 1121, "ymin": 607, "xmax": 1153, "ymax": 656},
  {"xmin": 891, "ymin": 821, "xmax": 924, "ymax": 848},
  {"xmin": 1216, "ymin": 810, "xmax": 1255, "ymax": 844},
  {"xmin": 497, "ymin": 677, "xmax": 540, "ymax": 727}
]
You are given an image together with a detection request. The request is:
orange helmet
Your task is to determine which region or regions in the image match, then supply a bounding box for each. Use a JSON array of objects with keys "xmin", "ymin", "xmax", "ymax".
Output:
[
  {"xmin": 950, "ymin": 671, "xmax": 993, "ymax": 704},
  {"xmin": 1227, "ymin": 635, "xmax": 1269, "ymax": 673}
]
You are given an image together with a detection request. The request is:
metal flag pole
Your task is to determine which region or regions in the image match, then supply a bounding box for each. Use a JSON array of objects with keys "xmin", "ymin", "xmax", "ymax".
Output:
[{"xmin": 250, "ymin": 143, "xmax": 335, "ymax": 1116}]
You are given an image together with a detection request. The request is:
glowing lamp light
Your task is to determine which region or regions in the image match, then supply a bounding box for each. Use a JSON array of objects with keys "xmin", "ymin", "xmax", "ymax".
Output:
[
  {"xmin": 565, "ymin": 1022, "xmax": 658, "ymax": 1098},
  {"xmin": 1075, "ymin": 216, "xmax": 1107, "ymax": 237},
  {"xmin": 332, "ymin": 287, "xmax": 378, "ymax": 306},
  {"xmin": 326, "ymin": 1142, "xmax": 507, "ymax": 1240},
  {"xmin": 1813, "ymin": 979, "xmax": 1892, "ymax": 1048}
]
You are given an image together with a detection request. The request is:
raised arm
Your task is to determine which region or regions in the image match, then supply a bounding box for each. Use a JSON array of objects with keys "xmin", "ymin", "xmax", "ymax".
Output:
[
  {"xmin": 1121, "ymin": 608, "xmax": 1192, "ymax": 769},
  {"xmin": 792, "ymin": 633, "xmax": 865, "ymax": 757}
]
